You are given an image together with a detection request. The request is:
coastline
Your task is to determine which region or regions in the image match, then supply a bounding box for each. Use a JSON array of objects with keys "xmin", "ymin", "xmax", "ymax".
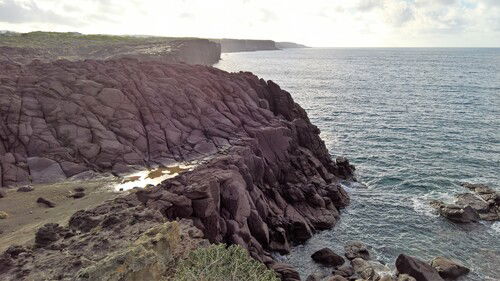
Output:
[{"xmin": 0, "ymin": 38, "xmax": 355, "ymax": 280}]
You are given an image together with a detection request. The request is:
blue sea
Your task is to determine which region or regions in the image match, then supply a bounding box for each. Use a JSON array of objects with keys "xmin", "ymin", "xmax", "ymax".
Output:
[{"xmin": 215, "ymin": 48, "xmax": 500, "ymax": 280}]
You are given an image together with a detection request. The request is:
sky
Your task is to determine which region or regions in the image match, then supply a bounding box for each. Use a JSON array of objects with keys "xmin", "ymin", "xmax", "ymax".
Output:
[{"xmin": 0, "ymin": 0, "xmax": 499, "ymax": 47}]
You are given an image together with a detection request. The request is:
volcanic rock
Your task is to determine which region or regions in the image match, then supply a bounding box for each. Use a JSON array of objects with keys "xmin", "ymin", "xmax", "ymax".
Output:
[
  {"xmin": 333, "ymin": 264, "xmax": 355, "ymax": 277},
  {"xmin": 395, "ymin": 254, "xmax": 444, "ymax": 281},
  {"xmin": 311, "ymin": 248, "xmax": 345, "ymax": 267},
  {"xmin": 0, "ymin": 57, "xmax": 355, "ymax": 279},
  {"xmin": 36, "ymin": 197, "xmax": 56, "ymax": 208},
  {"xmin": 327, "ymin": 275, "xmax": 348, "ymax": 281},
  {"xmin": 16, "ymin": 185, "xmax": 33, "ymax": 192},
  {"xmin": 430, "ymin": 256, "xmax": 469, "ymax": 279},
  {"xmin": 431, "ymin": 183, "xmax": 499, "ymax": 222},
  {"xmin": 345, "ymin": 241, "xmax": 370, "ymax": 260}
]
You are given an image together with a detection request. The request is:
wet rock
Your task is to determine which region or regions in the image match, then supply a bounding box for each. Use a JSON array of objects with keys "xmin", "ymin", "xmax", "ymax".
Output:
[
  {"xmin": 431, "ymin": 201, "xmax": 480, "ymax": 223},
  {"xmin": 270, "ymin": 262, "xmax": 301, "ymax": 281},
  {"xmin": 36, "ymin": 197, "xmax": 56, "ymax": 208},
  {"xmin": 432, "ymin": 183, "xmax": 499, "ymax": 223},
  {"xmin": 345, "ymin": 241, "xmax": 370, "ymax": 260},
  {"xmin": 306, "ymin": 273, "xmax": 322, "ymax": 281},
  {"xmin": 430, "ymin": 256, "xmax": 469, "ymax": 279},
  {"xmin": 395, "ymin": 254, "xmax": 444, "ymax": 281},
  {"xmin": 16, "ymin": 185, "xmax": 33, "ymax": 192},
  {"xmin": 311, "ymin": 248, "xmax": 345, "ymax": 267},
  {"xmin": 333, "ymin": 264, "xmax": 355, "ymax": 277},
  {"xmin": 351, "ymin": 258, "xmax": 392, "ymax": 280}
]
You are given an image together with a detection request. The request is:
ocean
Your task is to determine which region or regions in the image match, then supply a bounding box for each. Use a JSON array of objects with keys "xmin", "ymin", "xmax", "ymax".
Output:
[{"xmin": 215, "ymin": 48, "xmax": 500, "ymax": 280}]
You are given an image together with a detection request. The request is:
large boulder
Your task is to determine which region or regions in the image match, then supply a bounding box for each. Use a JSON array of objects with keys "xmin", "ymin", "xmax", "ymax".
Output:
[
  {"xmin": 395, "ymin": 254, "xmax": 444, "ymax": 281},
  {"xmin": 27, "ymin": 157, "xmax": 67, "ymax": 184},
  {"xmin": 430, "ymin": 201, "xmax": 480, "ymax": 223},
  {"xmin": 430, "ymin": 256, "xmax": 469, "ymax": 279},
  {"xmin": 311, "ymin": 248, "xmax": 345, "ymax": 267}
]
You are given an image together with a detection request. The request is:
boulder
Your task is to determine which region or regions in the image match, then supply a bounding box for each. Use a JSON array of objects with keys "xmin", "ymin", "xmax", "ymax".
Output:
[
  {"xmin": 37, "ymin": 197, "xmax": 56, "ymax": 208},
  {"xmin": 430, "ymin": 256, "xmax": 469, "ymax": 279},
  {"xmin": 34, "ymin": 223, "xmax": 69, "ymax": 248},
  {"xmin": 17, "ymin": 185, "xmax": 34, "ymax": 192},
  {"xmin": 311, "ymin": 248, "xmax": 345, "ymax": 267},
  {"xmin": 0, "ymin": 211, "xmax": 8, "ymax": 219},
  {"xmin": 351, "ymin": 258, "xmax": 392, "ymax": 280},
  {"xmin": 0, "ymin": 189, "xmax": 6, "ymax": 198},
  {"xmin": 397, "ymin": 274, "xmax": 416, "ymax": 281},
  {"xmin": 27, "ymin": 157, "xmax": 67, "ymax": 184},
  {"xmin": 333, "ymin": 264, "xmax": 354, "ymax": 277},
  {"xmin": 345, "ymin": 241, "xmax": 370, "ymax": 260},
  {"xmin": 431, "ymin": 201, "xmax": 480, "ymax": 223},
  {"xmin": 395, "ymin": 254, "xmax": 444, "ymax": 281},
  {"xmin": 327, "ymin": 275, "xmax": 348, "ymax": 281}
]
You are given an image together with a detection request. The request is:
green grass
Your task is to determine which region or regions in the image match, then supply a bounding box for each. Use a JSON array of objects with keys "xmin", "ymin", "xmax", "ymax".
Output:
[
  {"xmin": 173, "ymin": 244, "xmax": 279, "ymax": 281},
  {"xmin": 0, "ymin": 31, "xmax": 196, "ymax": 49}
]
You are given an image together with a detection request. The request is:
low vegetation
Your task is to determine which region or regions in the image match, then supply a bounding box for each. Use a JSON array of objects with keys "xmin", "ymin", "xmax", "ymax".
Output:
[{"xmin": 173, "ymin": 244, "xmax": 279, "ymax": 281}]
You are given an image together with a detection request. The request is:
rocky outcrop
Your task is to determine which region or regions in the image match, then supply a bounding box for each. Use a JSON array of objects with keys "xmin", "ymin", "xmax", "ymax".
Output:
[
  {"xmin": 311, "ymin": 248, "xmax": 345, "ymax": 267},
  {"xmin": 431, "ymin": 183, "xmax": 499, "ymax": 223},
  {"xmin": 430, "ymin": 257, "xmax": 470, "ymax": 280},
  {"xmin": 0, "ymin": 58, "xmax": 354, "ymax": 280},
  {"xmin": 216, "ymin": 39, "xmax": 279, "ymax": 53},
  {"xmin": 0, "ymin": 204, "xmax": 207, "ymax": 281},
  {"xmin": 395, "ymin": 254, "xmax": 444, "ymax": 281}
]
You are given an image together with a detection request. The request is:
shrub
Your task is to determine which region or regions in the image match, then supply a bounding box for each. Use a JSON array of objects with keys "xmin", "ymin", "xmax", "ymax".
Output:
[{"xmin": 173, "ymin": 244, "xmax": 279, "ymax": 281}]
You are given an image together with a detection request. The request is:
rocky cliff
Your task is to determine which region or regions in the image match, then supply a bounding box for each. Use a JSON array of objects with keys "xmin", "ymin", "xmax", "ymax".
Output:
[
  {"xmin": 275, "ymin": 42, "xmax": 309, "ymax": 49},
  {"xmin": 0, "ymin": 58, "xmax": 354, "ymax": 280},
  {"xmin": 0, "ymin": 32, "xmax": 221, "ymax": 65},
  {"xmin": 215, "ymin": 39, "xmax": 279, "ymax": 53}
]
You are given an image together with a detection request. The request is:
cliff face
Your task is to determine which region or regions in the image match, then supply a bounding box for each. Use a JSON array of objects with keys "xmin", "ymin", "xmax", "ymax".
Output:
[
  {"xmin": 216, "ymin": 39, "xmax": 278, "ymax": 53},
  {"xmin": 0, "ymin": 33, "xmax": 221, "ymax": 65},
  {"xmin": 0, "ymin": 59, "xmax": 354, "ymax": 280},
  {"xmin": 275, "ymin": 42, "xmax": 309, "ymax": 49}
]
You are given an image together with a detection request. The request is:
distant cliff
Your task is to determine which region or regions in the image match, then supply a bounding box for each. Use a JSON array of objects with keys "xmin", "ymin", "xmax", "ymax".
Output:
[
  {"xmin": 276, "ymin": 42, "xmax": 309, "ymax": 49},
  {"xmin": 214, "ymin": 39, "xmax": 279, "ymax": 53},
  {"xmin": 0, "ymin": 32, "xmax": 221, "ymax": 65}
]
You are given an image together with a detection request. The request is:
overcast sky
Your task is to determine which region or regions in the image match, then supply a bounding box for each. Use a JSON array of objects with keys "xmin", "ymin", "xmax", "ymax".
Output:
[{"xmin": 0, "ymin": 0, "xmax": 499, "ymax": 47}]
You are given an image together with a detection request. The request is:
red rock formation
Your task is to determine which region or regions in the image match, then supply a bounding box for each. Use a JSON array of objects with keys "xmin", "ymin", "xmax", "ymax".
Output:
[{"xmin": 0, "ymin": 58, "xmax": 354, "ymax": 280}]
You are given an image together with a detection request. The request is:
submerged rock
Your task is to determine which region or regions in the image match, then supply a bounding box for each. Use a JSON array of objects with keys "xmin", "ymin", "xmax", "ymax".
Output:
[
  {"xmin": 430, "ymin": 256, "xmax": 469, "ymax": 280},
  {"xmin": 395, "ymin": 254, "xmax": 444, "ymax": 281},
  {"xmin": 311, "ymin": 248, "xmax": 345, "ymax": 267}
]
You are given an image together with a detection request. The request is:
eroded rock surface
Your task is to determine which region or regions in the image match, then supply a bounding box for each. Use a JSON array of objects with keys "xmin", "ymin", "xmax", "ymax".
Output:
[
  {"xmin": 0, "ymin": 59, "xmax": 355, "ymax": 280},
  {"xmin": 431, "ymin": 183, "xmax": 499, "ymax": 223}
]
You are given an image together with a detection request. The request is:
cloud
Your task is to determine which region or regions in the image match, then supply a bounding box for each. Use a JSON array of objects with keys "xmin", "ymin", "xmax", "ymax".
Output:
[
  {"xmin": 0, "ymin": 0, "xmax": 498, "ymax": 47},
  {"xmin": 0, "ymin": 0, "xmax": 78, "ymax": 26},
  {"xmin": 357, "ymin": 0, "xmax": 383, "ymax": 12}
]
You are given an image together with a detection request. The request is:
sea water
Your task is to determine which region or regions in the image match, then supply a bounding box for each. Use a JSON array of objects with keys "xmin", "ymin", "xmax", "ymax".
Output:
[{"xmin": 216, "ymin": 48, "xmax": 500, "ymax": 280}]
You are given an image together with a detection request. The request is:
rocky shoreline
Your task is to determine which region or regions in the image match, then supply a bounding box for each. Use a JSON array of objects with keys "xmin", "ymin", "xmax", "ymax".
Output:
[
  {"xmin": 0, "ymin": 53, "xmax": 355, "ymax": 280},
  {"xmin": 1, "ymin": 33, "xmax": 496, "ymax": 281}
]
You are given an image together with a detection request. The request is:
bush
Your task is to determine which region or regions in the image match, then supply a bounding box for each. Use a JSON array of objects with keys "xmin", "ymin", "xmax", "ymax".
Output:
[{"xmin": 173, "ymin": 244, "xmax": 279, "ymax": 281}]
